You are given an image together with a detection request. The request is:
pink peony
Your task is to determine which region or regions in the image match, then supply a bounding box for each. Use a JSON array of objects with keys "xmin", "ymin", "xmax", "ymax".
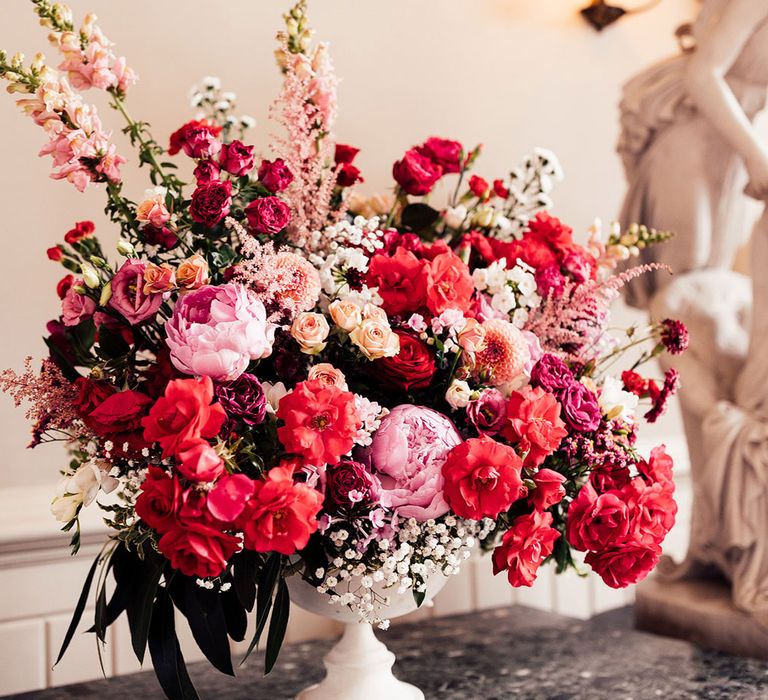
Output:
[
  {"xmin": 165, "ymin": 283, "xmax": 275, "ymax": 381},
  {"xmin": 109, "ymin": 259, "xmax": 164, "ymax": 325},
  {"xmin": 367, "ymin": 405, "xmax": 461, "ymax": 521}
]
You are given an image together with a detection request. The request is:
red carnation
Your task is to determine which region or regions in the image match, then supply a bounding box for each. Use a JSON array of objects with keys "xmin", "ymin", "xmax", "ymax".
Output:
[
  {"xmin": 442, "ymin": 436, "xmax": 525, "ymax": 519},
  {"xmin": 190, "ymin": 180, "xmax": 232, "ymax": 228},
  {"xmin": 47, "ymin": 246, "xmax": 63, "ymax": 262},
  {"xmin": 134, "ymin": 466, "xmax": 181, "ymax": 533},
  {"xmin": 157, "ymin": 523, "xmax": 239, "ymax": 578},
  {"xmin": 367, "ymin": 247, "xmax": 428, "ymax": 316},
  {"xmin": 468, "ymin": 175, "xmax": 490, "ymax": 199},
  {"xmin": 373, "ymin": 331, "xmax": 436, "ymax": 393},
  {"xmin": 64, "ymin": 221, "xmax": 95, "ymax": 245},
  {"xmin": 392, "ymin": 148, "xmax": 442, "ymax": 196},
  {"xmin": 493, "ymin": 179, "xmax": 509, "ymax": 198},
  {"xmin": 425, "ymin": 250, "xmax": 474, "ymax": 315},
  {"xmin": 56, "ymin": 274, "xmax": 75, "ymax": 300},
  {"xmin": 142, "ymin": 377, "xmax": 227, "ymax": 458},
  {"xmin": 276, "ymin": 380, "xmax": 360, "ymax": 466},
  {"xmin": 492, "ymin": 511, "xmax": 561, "ymax": 587},
  {"xmin": 236, "ymin": 462, "xmax": 323, "ymax": 555},
  {"xmin": 500, "ymin": 387, "xmax": 568, "ymax": 468}
]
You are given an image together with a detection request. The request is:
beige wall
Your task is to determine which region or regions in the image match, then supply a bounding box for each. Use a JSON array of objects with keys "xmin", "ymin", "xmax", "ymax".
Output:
[{"xmin": 0, "ymin": 0, "xmax": 705, "ymax": 487}]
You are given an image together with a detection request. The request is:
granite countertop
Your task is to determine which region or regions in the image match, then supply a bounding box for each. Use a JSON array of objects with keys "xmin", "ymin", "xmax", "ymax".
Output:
[{"xmin": 8, "ymin": 605, "xmax": 768, "ymax": 700}]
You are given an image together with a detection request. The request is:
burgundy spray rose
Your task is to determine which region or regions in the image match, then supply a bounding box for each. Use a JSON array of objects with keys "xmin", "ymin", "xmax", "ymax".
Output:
[
  {"xmin": 214, "ymin": 373, "xmax": 267, "ymax": 427},
  {"xmin": 416, "ymin": 137, "xmax": 463, "ymax": 174},
  {"xmin": 560, "ymin": 382, "xmax": 601, "ymax": 433},
  {"xmin": 190, "ymin": 180, "xmax": 232, "ymax": 228},
  {"xmin": 219, "ymin": 139, "xmax": 254, "ymax": 176},
  {"xmin": 257, "ymin": 158, "xmax": 294, "ymax": 193},
  {"xmin": 392, "ymin": 148, "xmax": 442, "ymax": 196},
  {"xmin": 245, "ymin": 196, "xmax": 291, "ymax": 235},
  {"xmin": 531, "ymin": 354, "xmax": 574, "ymax": 393},
  {"xmin": 324, "ymin": 460, "xmax": 381, "ymax": 514},
  {"xmin": 193, "ymin": 159, "xmax": 220, "ymax": 183}
]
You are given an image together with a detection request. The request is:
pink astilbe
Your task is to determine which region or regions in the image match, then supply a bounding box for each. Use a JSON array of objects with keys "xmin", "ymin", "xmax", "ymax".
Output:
[
  {"xmin": 270, "ymin": 38, "xmax": 343, "ymax": 248},
  {"xmin": 0, "ymin": 358, "xmax": 83, "ymax": 446},
  {"xmin": 226, "ymin": 217, "xmax": 321, "ymax": 322}
]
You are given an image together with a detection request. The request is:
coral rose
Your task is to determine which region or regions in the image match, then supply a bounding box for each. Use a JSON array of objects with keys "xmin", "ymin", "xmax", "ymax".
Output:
[
  {"xmin": 492, "ymin": 511, "xmax": 561, "ymax": 587},
  {"xmin": 236, "ymin": 463, "xmax": 323, "ymax": 555},
  {"xmin": 366, "ymin": 247, "xmax": 428, "ymax": 316},
  {"xmin": 141, "ymin": 376, "xmax": 227, "ymax": 458},
  {"xmin": 276, "ymin": 380, "xmax": 360, "ymax": 466},
  {"xmin": 585, "ymin": 543, "xmax": 661, "ymax": 589},
  {"xmin": 307, "ymin": 363, "xmax": 348, "ymax": 390},
  {"xmin": 442, "ymin": 436, "xmax": 525, "ymax": 519},
  {"xmin": 425, "ymin": 250, "xmax": 474, "ymax": 315},
  {"xmin": 176, "ymin": 254, "xmax": 210, "ymax": 291}
]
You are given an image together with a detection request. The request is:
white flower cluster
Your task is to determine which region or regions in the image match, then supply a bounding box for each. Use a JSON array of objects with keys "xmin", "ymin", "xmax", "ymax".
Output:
[
  {"xmin": 353, "ymin": 395, "xmax": 388, "ymax": 447},
  {"xmin": 189, "ymin": 76, "xmax": 255, "ymax": 132},
  {"xmin": 315, "ymin": 516, "xmax": 494, "ymax": 626},
  {"xmin": 472, "ymin": 258, "xmax": 541, "ymax": 327},
  {"xmin": 309, "ymin": 217, "xmax": 386, "ymax": 298}
]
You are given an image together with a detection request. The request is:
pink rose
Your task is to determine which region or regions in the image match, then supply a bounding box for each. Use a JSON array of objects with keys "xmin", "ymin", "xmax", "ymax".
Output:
[
  {"xmin": 245, "ymin": 196, "xmax": 291, "ymax": 235},
  {"xmin": 61, "ymin": 283, "xmax": 96, "ymax": 326},
  {"xmin": 219, "ymin": 140, "xmax": 254, "ymax": 176},
  {"xmin": 257, "ymin": 158, "xmax": 294, "ymax": 193},
  {"xmin": 109, "ymin": 259, "xmax": 163, "ymax": 325},
  {"xmin": 367, "ymin": 405, "xmax": 461, "ymax": 521},
  {"xmin": 165, "ymin": 283, "xmax": 275, "ymax": 381}
]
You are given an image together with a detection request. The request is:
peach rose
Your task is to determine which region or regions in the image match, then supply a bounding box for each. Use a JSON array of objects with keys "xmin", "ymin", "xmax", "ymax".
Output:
[
  {"xmin": 136, "ymin": 195, "xmax": 171, "ymax": 228},
  {"xmin": 350, "ymin": 318, "xmax": 400, "ymax": 360},
  {"xmin": 458, "ymin": 317, "xmax": 487, "ymax": 364},
  {"xmin": 308, "ymin": 363, "xmax": 348, "ymax": 391},
  {"xmin": 329, "ymin": 299, "xmax": 362, "ymax": 332},
  {"xmin": 143, "ymin": 262, "xmax": 176, "ymax": 294},
  {"xmin": 177, "ymin": 254, "xmax": 210, "ymax": 291},
  {"xmin": 291, "ymin": 312, "xmax": 330, "ymax": 355},
  {"xmin": 362, "ymin": 303, "xmax": 388, "ymax": 322}
]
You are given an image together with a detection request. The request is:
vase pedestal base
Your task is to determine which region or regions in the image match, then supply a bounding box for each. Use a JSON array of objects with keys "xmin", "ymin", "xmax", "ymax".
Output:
[{"xmin": 296, "ymin": 622, "xmax": 423, "ymax": 700}]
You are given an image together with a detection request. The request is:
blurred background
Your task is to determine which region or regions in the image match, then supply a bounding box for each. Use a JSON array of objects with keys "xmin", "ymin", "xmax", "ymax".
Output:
[{"xmin": 0, "ymin": 0, "xmax": 763, "ymax": 694}]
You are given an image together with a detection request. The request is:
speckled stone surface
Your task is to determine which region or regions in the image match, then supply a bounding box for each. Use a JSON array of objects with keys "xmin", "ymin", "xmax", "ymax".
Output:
[{"xmin": 8, "ymin": 605, "xmax": 768, "ymax": 700}]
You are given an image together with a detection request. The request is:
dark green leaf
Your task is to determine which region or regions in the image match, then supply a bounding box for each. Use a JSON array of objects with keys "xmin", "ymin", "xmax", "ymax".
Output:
[
  {"xmin": 221, "ymin": 584, "xmax": 248, "ymax": 643},
  {"xmin": 264, "ymin": 578, "xmax": 290, "ymax": 675},
  {"xmin": 126, "ymin": 549, "xmax": 164, "ymax": 664},
  {"xmin": 233, "ymin": 550, "xmax": 258, "ymax": 612},
  {"xmin": 412, "ymin": 585, "xmax": 426, "ymax": 609},
  {"xmin": 240, "ymin": 553, "xmax": 281, "ymax": 665},
  {"xmin": 401, "ymin": 203, "xmax": 440, "ymax": 232},
  {"xmin": 54, "ymin": 552, "xmax": 100, "ymax": 665}
]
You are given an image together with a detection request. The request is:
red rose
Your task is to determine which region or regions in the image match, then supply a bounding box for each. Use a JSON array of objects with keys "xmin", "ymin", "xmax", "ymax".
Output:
[
  {"xmin": 73, "ymin": 377, "xmax": 117, "ymax": 424},
  {"xmin": 193, "ymin": 159, "xmax": 220, "ymax": 183},
  {"xmin": 236, "ymin": 462, "xmax": 323, "ymax": 555},
  {"xmin": 64, "ymin": 221, "xmax": 95, "ymax": 245},
  {"xmin": 585, "ymin": 543, "xmax": 661, "ymax": 589},
  {"xmin": 47, "ymin": 246, "xmax": 63, "ymax": 262},
  {"xmin": 416, "ymin": 137, "xmax": 463, "ymax": 174},
  {"xmin": 392, "ymin": 148, "xmax": 442, "ymax": 196},
  {"xmin": 442, "ymin": 436, "xmax": 525, "ymax": 519},
  {"xmin": 87, "ymin": 389, "xmax": 153, "ymax": 437},
  {"xmin": 492, "ymin": 511, "xmax": 560, "ymax": 587},
  {"xmin": 623, "ymin": 478, "xmax": 676, "ymax": 547},
  {"xmin": 366, "ymin": 247, "xmax": 428, "ymax": 316},
  {"xmin": 493, "ymin": 179, "xmax": 509, "ymax": 198},
  {"xmin": 334, "ymin": 144, "xmax": 360, "ymax": 164},
  {"xmin": 590, "ymin": 464, "xmax": 631, "ymax": 493},
  {"xmin": 56, "ymin": 274, "xmax": 75, "ymax": 300},
  {"xmin": 168, "ymin": 119, "xmax": 222, "ymax": 159},
  {"xmin": 500, "ymin": 387, "xmax": 568, "ymax": 468},
  {"xmin": 276, "ymin": 380, "xmax": 360, "ymax": 466},
  {"xmin": 207, "ymin": 474, "xmax": 254, "ymax": 522},
  {"xmin": 373, "ymin": 331, "xmax": 435, "ymax": 393},
  {"xmin": 531, "ymin": 468, "xmax": 566, "ymax": 510},
  {"xmin": 425, "ymin": 250, "xmax": 474, "ymax": 315},
  {"xmin": 245, "ymin": 196, "xmax": 291, "ymax": 235},
  {"xmin": 190, "ymin": 180, "xmax": 232, "ymax": 228},
  {"xmin": 135, "ymin": 466, "xmax": 181, "ymax": 532},
  {"xmin": 142, "ymin": 376, "xmax": 227, "ymax": 458},
  {"xmin": 219, "ymin": 139, "xmax": 254, "ymax": 176},
  {"xmin": 506, "ymin": 238, "xmax": 559, "ymax": 270},
  {"xmin": 140, "ymin": 224, "xmax": 179, "ymax": 250},
  {"xmin": 638, "ymin": 445, "xmax": 674, "ymax": 488},
  {"xmin": 257, "ymin": 158, "xmax": 294, "ymax": 193},
  {"xmin": 157, "ymin": 522, "xmax": 239, "ymax": 578},
  {"xmin": 468, "ymin": 175, "xmax": 490, "ymax": 199},
  {"xmin": 566, "ymin": 481, "xmax": 630, "ymax": 551},
  {"xmin": 176, "ymin": 439, "xmax": 226, "ymax": 483},
  {"xmin": 337, "ymin": 162, "xmax": 363, "ymax": 187}
]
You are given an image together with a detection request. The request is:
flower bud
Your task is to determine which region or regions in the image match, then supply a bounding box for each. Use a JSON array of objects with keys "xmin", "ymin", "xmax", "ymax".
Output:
[
  {"xmin": 116, "ymin": 239, "xmax": 135, "ymax": 257},
  {"xmin": 81, "ymin": 263, "xmax": 100, "ymax": 289},
  {"xmin": 99, "ymin": 282, "xmax": 112, "ymax": 306},
  {"xmin": 10, "ymin": 53, "xmax": 24, "ymax": 70}
]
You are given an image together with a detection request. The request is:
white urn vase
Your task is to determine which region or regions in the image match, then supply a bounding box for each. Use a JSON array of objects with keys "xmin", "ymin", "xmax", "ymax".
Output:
[{"xmin": 287, "ymin": 573, "xmax": 448, "ymax": 700}]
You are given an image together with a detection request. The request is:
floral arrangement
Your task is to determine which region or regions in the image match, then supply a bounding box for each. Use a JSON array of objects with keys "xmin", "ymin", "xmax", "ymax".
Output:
[{"xmin": 0, "ymin": 2, "xmax": 686, "ymax": 698}]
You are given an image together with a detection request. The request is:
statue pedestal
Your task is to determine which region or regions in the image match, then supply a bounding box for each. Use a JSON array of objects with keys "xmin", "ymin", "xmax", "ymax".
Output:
[{"xmin": 635, "ymin": 577, "xmax": 768, "ymax": 660}]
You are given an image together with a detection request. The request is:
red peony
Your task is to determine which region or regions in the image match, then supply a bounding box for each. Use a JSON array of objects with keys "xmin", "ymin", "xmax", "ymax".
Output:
[
  {"xmin": 189, "ymin": 180, "xmax": 232, "ymax": 228},
  {"xmin": 64, "ymin": 220, "xmax": 95, "ymax": 245},
  {"xmin": 500, "ymin": 386, "xmax": 567, "ymax": 468},
  {"xmin": 492, "ymin": 511, "xmax": 561, "ymax": 587},
  {"xmin": 236, "ymin": 462, "xmax": 323, "ymax": 555},
  {"xmin": 566, "ymin": 481, "xmax": 630, "ymax": 552},
  {"xmin": 168, "ymin": 119, "xmax": 222, "ymax": 158},
  {"xmin": 257, "ymin": 158, "xmax": 294, "ymax": 193},
  {"xmin": 245, "ymin": 196, "xmax": 291, "ymax": 235},
  {"xmin": 416, "ymin": 137, "xmax": 463, "ymax": 174},
  {"xmin": 442, "ymin": 436, "xmax": 525, "ymax": 519},
  {"xmin": 392, "ymin": 148, "xmax": 442, "ymax": 196},
  {"xmin": 276, "ymin": 379, "xmax": 360, "ymax": 466},
  {"xmin": 585, "ymin": 543, "xmax": 661, "ymax": 589},
  {"xmin": 366, "ymin": 246, "xmax": 428, "ymax": 316},
  {"xmin": 134, "ymin": 466, "xmax": 180, "ymax": 532},
  {"xmin": 176, "ymin": 439, "xmax": 226, "ymax": 483},
  {"xmin": 372, "ymin": 331, "xmax": 436, "ymax": 393},
  {"xmin": 142, "ymin": 376, "xmax": 227, "ymax": 458},
  {"xmin": 157, "ymin": 522, "xmax": 239, "ymax": 578},
  {"xmin": 425, "ymin": 250, "xmax": 474, "ymax": 315},
  {"xmin": 531, "ymin": 468, "xmax": 566, "ymax": 511}
]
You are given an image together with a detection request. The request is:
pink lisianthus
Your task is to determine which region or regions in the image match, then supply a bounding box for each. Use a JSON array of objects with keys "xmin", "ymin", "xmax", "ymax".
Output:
[
  {"xmin": 108, "ymin": 259, "xmax": 164, "ymax": 325},
  {"xmin": 61, "ymin": 283, "xmax": 96, "ymax": 326},
  {"xmin": 367, "ymin": 405, "xmax": 461, "ymax": 521},
  {"xmin": 165, "ymin": 283, "xmax": 275, "ymax": 381}
]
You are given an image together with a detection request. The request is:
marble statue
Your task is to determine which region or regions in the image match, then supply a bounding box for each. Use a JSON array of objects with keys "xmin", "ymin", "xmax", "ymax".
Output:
[{"xmin": 618, "ymin": 0, "xmax": 768, "ymax": 625}]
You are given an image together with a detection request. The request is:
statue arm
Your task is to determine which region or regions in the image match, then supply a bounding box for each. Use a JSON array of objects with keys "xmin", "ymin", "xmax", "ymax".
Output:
[{"xmin": 685, "ymin": 0, "xmax": 768, "ymax": 199}]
